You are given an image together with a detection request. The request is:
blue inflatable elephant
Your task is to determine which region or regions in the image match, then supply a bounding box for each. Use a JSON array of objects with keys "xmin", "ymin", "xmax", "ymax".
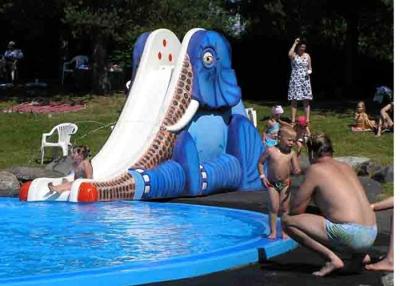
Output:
[{"xmin": 129, "ymin": 30, "xmax": 265, "ymax": 199}]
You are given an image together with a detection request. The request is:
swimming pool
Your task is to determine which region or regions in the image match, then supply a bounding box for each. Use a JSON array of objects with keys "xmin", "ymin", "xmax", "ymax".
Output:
[{"xmin": 0, "ymin": 198, "xmax": 296, "ymax": 285}]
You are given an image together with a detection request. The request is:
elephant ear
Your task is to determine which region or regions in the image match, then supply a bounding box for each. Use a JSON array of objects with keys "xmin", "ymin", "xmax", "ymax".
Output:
[{"xmin": 187, "ymin": 30, "xmax": 241, "ymax": 109}]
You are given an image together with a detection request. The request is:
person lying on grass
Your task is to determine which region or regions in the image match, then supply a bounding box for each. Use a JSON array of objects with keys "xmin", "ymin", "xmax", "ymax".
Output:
[
  {"xmin": 49, "ymin": 145, "xmax": 93, "ymax": 194},
  {"xmin": 282, "ymin": 133, "xmax": 377, "ymax": 277},
  {"xmin": 351, "ymin": 101, "xmax": 376, "ymax": 132}
]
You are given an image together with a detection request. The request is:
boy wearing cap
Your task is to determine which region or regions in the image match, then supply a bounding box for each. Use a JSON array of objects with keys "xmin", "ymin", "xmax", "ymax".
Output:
[{"xmin": 294, "ymin": 115, "xmax": 311, "ymax": 156}]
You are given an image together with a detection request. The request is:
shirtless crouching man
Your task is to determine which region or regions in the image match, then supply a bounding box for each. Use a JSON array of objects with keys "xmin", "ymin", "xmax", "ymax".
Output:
[{"xmin": 281, "ymin": 133, "xmax": 377, "ymax": 277}]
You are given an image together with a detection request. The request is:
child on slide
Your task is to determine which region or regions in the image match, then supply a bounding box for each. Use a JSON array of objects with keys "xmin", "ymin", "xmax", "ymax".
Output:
[{"xmin": 49, "ymin": 145, "xmax": 93, "ymax": 194}]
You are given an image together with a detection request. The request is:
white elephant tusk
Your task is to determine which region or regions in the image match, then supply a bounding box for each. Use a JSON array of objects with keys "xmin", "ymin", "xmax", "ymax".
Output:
[{"xmin": 166, "ymin": 100, "xmax": 199, "ymax": 132}]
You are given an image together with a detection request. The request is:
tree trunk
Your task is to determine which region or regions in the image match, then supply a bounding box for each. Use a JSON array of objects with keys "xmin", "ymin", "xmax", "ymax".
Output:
[
  {"xmin": 91, "ymin": 35, "xmax": 110, "ymax": 95},
  {"xmin": 343, "ymin": 8, "xmax": 359, "ymax": 96}
]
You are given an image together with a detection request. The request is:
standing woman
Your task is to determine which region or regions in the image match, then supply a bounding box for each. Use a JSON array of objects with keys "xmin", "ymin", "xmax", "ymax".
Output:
[{"xmin": 288, "ymin": 38, "xmax": 313, "ymax": 125}]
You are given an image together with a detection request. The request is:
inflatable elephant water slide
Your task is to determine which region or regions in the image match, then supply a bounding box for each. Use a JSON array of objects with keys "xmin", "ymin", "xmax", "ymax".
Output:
[{"xmin": 20, "ymin": 28, "xmax": 266, "ymax": 203}]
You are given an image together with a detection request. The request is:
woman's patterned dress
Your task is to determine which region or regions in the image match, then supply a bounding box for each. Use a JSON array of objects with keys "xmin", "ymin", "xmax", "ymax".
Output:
[{"xmin": 288, "ymin": 55, "xmax": 313, "ymax": 101}]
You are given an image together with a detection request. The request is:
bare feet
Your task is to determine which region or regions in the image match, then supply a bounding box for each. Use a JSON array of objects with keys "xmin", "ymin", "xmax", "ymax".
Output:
[
  {"xmin": 282, "ymin": 231, "xmax": 289, "ymax": 240},
  {"xmin": 312, "ymin": 258, "xmax": 344, "ymax": 277},
  {"xmin": 365, "ymin": 257, "xmax": 393, "ymax": 272},
  {"xmin": 267, "ymin": 231, "xmax": 277, "ymax": 240}
]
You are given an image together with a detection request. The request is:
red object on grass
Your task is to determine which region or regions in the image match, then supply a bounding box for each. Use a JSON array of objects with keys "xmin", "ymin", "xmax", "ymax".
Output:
[{"xmin": 4, "ymin": 102, "xmax": 85, "ymax": 113}]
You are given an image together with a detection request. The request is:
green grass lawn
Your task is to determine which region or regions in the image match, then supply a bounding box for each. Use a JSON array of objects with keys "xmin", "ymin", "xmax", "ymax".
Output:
[
  {"xmin": 247, "ymin": 101, "xmax": 393, "ymax": 166},
  {"xmin": 0, "ymin": 94, "xmax": 126, "ymax": 168},
  {"xmin": 0, "ymin": 94, "xmax": 393, "ymax": 196}
]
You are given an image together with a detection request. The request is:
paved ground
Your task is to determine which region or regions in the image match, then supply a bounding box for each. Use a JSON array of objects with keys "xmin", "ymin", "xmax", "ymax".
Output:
[{"xmin": 148, "ymin": 177, "xmax": 392, "ymax": 286}]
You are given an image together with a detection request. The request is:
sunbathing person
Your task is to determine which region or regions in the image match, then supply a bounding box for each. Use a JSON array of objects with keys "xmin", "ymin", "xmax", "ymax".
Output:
[
  {"xmin": 282, "ymin": 133, "xmax": 377, "ymax": 277},
  {"xmin": 351, "ymin": 101, "xmax": 376, "ymax": 132},
  {"xmin": 49, "ymin": 145, "xmax": 93, "ymax": 194}
]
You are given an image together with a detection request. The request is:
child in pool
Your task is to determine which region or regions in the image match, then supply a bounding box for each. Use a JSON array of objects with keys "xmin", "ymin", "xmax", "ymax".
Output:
[
  {"xmin": 352, "ymin": 101, "xmax": 376, "ymax": 132},
  {"xmin": 48, "ymin": 145, "xmax": 93, "ymax": 194},
  {"xmin": 258, "ymin": 126, "xmax": 301, "ymax": 239}
]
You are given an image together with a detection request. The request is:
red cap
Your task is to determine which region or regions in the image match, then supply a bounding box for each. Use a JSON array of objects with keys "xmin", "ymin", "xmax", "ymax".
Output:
[{"xmin": 296, "ymin": 116, "xmax": 307, "ymax": 127}]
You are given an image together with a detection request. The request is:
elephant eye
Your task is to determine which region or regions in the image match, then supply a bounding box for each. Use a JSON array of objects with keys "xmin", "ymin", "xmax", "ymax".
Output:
[{"xmin": 202, "ymin": 51, "xmax": 215, "ymax": 67}]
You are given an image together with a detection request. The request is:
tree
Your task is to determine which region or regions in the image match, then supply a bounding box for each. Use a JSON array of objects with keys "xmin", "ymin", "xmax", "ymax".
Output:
[
  {"xmin": 62, "ymin": 0, "xmax": 232, "ymax": 94},
  {"xmin": 234, "ymin": 0, "xmax": 393, "ymax": 96}
]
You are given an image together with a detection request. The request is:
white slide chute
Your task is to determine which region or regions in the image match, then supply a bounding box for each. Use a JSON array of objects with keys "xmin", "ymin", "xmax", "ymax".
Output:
[{"xmin": 26, "ymin": 29, "xmax": 191, "ymax": 202}]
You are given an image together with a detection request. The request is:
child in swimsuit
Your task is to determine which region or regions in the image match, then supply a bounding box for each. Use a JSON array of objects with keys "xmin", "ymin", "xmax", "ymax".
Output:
[
  {"xmin": 351, "ymin": 101, "xmax": 376, "ymax": 132},
  {"xmin": 294, "ymin": 115, "xmax": 311, "ymax": 156},
  {"xmin": 48, "ymin": 145, "xmax": 93, "ymax": 194},
  {"xmin": 258, "ymin": 126, "xmax": 301, "ymax": 239},
  {"xmin": 261, "ymin": 105, "xmax": 292, "ymax": 148},
  {"xmin": 262, "ymin": 116, "xmax": 280, "ymax": 148}
]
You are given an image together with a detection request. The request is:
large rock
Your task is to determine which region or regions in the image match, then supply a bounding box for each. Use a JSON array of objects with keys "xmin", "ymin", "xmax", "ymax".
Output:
[
  {"xmin": 7, "ymin": 166, "xmax": 64, "ymax": 182},
  {"xmin": 45, "ymin": 157, "xmax": 74, "ymax": 176},
  {"xmin": 335, "ymin": 156, "xmax": 371, "ymax": 170},
  {"xmin": 384, "ymin": 165, "xmax": 394, "ymax": 182},
  {"xmin": 298, "ymin": 153, "xmax": 310, "ymax": 171},
  {"xmin": 371, "ymin": 165, "xmax": 394, "ymax": 183},
  {"xmin": 382, "ymin": 273, "xmax": 394, "ymax": 286},
  {"xmin": 0, "ymin": 171, "xmax": 20, "ymax": 197},
  {"xmin": 299, "ymin": 155, "xmax": 375, "ymax": 176},
  {"xmin": 289, "ymin": 175, "xmax": 382, "ymax": 204},
  {"xmin": 359, "ymin": 176, "xmax": 383, "ymax": 203},
  {"xmin": 356, "ymin": 160, "xmax": 381, "ymax": 177}
]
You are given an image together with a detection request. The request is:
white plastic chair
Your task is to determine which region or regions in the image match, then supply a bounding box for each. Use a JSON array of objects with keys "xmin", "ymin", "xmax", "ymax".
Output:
[
  {"xmin": 61, "ymin": 55, "xmax": 89, "ymax": 85},
  {"xmin": 245, "ymin": 108, "xmax": 257, "ymax": 127},
  {"xmin": 41, "ymin": 123, "xmax": 78, "ymax": 164}
]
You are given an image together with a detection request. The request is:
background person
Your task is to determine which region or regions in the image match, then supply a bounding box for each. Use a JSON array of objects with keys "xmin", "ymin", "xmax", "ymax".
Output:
[
  {"xmin": 288, "ymin": 38, "xmax": 313, "ymax": 125},
  {"xmin": 351, "ymin": 101, "xmax": 376, "ymax": 132},
  {"xmin": 3, "ymin": 41, "xmax": 23, "ymax": 83},
  {"xmin": 376, "ymin": 102, "xmax": 393, "ymax": 136}
]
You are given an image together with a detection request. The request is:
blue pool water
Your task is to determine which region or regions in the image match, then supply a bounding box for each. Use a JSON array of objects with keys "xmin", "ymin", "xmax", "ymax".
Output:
[{"xmin": 0, "ymin": 198, "xmax": 289, "ymax": 285}]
